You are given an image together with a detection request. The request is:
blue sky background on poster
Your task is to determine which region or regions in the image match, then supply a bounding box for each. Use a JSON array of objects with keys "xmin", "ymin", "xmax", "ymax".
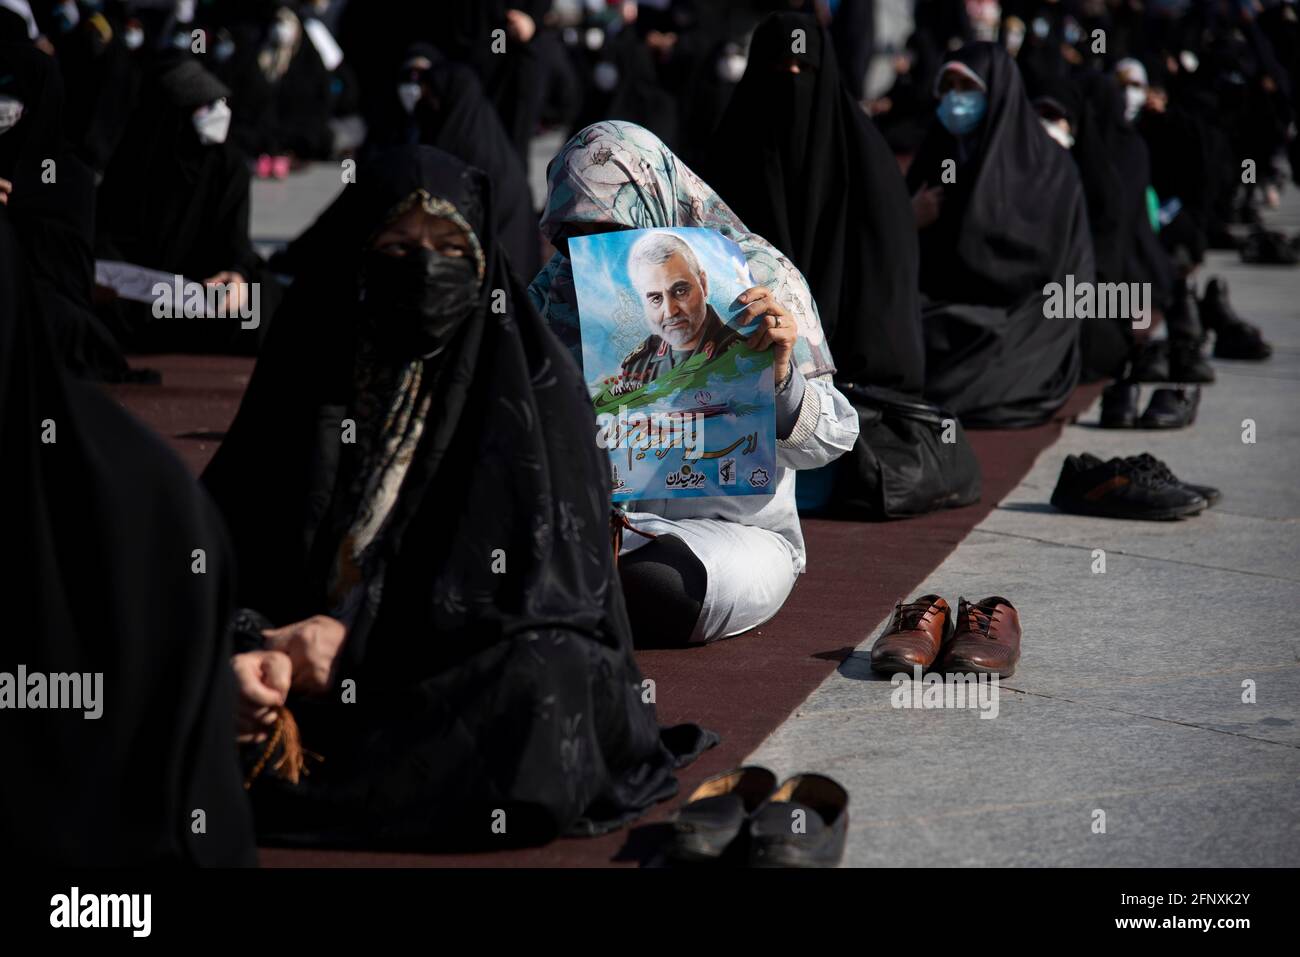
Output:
[{"xmin": 570, "ymin": 227, "xmax": 776, "ymax": 502}]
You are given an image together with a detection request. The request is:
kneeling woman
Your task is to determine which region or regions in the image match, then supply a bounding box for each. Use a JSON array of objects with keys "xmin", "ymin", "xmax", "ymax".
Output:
[
  {"xmin": 531, "ymin": 121, "xmax": 859, "ymax": 647},
  {"xmin": 202, "ymin": 147, "xmax": 711, "ymax": 848}
]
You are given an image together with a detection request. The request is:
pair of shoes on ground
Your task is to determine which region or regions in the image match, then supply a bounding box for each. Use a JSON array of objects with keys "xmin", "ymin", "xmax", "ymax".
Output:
[
  {"xmin": 1199, "ymin": 278, "xmax": 1274, "ymax": 360},
  {"xmin": 1127, "ymin": 276, "xmax": 1271, "ymax": 379},
  {"xmin": 870, "ymin": 595, "xmax": 1021, "ymax": 678},
  {"xmin": 1052, "ymin": 452, "xmax": 1220, "ymax": 520},
  {"xmin": 1101, "ymin": 382, "xmax": 1200, "ymax": 429},
  {"xmin": 1129, "ymin": 339, "xmax": 1216, "ymax": 384},
  {"xmin": 670, "ymin": 768, "xmax": 848, "ymax": 867}
]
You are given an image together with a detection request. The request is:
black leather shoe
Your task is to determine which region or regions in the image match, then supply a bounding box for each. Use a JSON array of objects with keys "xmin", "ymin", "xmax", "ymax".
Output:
[
  {"xmin": 1184, "ymin": 482, "xmax": 1220, "ymax": 507},
  {"xmin": 1168, "ymin": 340, "xmax": 1215, "ymax": 383},
  {"xmin": 1139, "ymin": 386, "xmax": 1200, "ymax": 429},
  {"xmin": 1078, "ymin": 452, "xmax": 1220, "ymax": 509},
  {"xmin": 1051, "ymin": 454, "xmax": 1207, "ymax": 520},
  {"xmin": 669, "ymin": 766, "xmax": 776, "ymax": 863},
  {"xmin": 748, "ymin": 774, "xmax": 848, "ymax": 868},
  {"xmin": 1239, "ymin": 226, "xmax": 1300, "ymax": 265},
  {"xmin": 1130, "ymin": 341, "xmax": 1170, "ymax": 383},
  {"xmin": 1116, "ymin": 453, "xmax": 1220, "ymax": 508},
  {"xmin": 1214, "ymin": 322, "xmax": 1274, "ymax": 360},
  {"xmin": 1201, "ymin": 278, "xmax": 1273, "ymax": 361},
  {"xmin": 1100, "ymin": 381, "xmax": 1139, "ymax": 428}
]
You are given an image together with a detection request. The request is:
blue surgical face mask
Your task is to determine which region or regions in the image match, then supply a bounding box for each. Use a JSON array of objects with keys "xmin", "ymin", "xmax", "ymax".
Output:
[{"xmin": 937, "ymin": 90, "xmax": 987, "ymax": 136}]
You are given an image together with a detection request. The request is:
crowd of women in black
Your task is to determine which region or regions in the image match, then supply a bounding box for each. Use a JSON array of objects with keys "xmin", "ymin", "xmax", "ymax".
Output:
[{"xmin": 1, "ymin": 0, "xmax": 1289, "ymax": 863}]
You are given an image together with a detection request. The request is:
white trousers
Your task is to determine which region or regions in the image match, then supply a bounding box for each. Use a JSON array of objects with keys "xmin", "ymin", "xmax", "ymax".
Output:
[{"xmin": 619, "ymin": 512, "xmax": 799, "ymax": 643}]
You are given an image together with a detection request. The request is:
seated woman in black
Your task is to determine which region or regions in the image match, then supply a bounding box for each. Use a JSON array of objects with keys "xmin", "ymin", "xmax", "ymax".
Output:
[
  {"xmin": 202, "ymin": 146, "xmax": 711, "ymax": 849},
  {"xmin": 1029, "ymin": 71, "xmax": 1146, "ymax": 384},
  {"xmin": 95, "ymin": 54, "xmax": 267, "ymax": 353},
  {"xmin": 0, "ymin": 22, "xmax": 130, "ymax": 381},
  {"xmin": 0, "ymin": 205, "xmax": 254, "ymax": 866},
  {"xmin": 906, "ymin": 42, "xmax": 1093, "ymax": 428},
  {"xmin": 356, "ymin": 43, "xmax": 537, "ymax": 277}
]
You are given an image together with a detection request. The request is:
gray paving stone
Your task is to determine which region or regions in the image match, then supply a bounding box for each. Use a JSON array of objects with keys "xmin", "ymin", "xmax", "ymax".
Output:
[
  {"xmin": 755, "ymin": 690, "xmax": 1300, "ymax": 866},
  {"xmin": 251, "ymin": 162, "xmax": 347, "ymax": 251},
  {"xmin": 748, "ymin": 196, "xmax": 1300, "ymax": 867}
]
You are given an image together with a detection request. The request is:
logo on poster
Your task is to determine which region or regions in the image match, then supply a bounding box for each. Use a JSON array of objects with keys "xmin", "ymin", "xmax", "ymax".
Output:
[{"xmin": 719, "ymin": 457, "xmax": 737, "ymax": 486}]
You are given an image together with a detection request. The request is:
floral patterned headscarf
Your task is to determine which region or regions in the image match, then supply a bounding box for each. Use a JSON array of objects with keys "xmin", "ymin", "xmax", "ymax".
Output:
[{"xmin": 529, "ymin": 121, "xmax": 836, "ymax": 379}]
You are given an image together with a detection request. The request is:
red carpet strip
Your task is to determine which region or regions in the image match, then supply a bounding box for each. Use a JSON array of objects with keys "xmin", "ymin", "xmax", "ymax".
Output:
[{"xmin": 107, "ymin": 357, "xmax": 1100, "ymax": 867}]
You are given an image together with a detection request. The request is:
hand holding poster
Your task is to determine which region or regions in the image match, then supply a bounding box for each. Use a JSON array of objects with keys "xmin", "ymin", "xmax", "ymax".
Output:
[{"xmin": 570, "ymin": 227, "xmax": 776, "ymax": 501}]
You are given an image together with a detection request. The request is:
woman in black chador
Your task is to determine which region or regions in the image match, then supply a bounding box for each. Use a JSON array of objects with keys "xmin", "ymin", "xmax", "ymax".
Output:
[
  {"xmin": 0, "ymin": 207, "xmax": 255, "ymax": 866},
  {"xmin": 202, "ymin": 146, "xmax": 713, "ymax": 849},
  {"xmin": 708, "ymin": 11, "xmax": 924, "ymax": 397},
  {"xmin": 354, "ymin": 43, "xmax": 538, "ymax": 278},
  {"xmin": 95, "ymin": 54, "xmax": 263, "ymax": 352},
  {"xmin": 0, "ymin": 20, "xmax": 130, "ymax": 380},
  {"xmin": 907, "ymin": 42, "xmax": 1092, "ymax": 429}
]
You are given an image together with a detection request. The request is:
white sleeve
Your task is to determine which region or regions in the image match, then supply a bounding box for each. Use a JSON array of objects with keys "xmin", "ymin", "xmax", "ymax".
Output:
[
  {"xmin": 776, "ymin": 374, "xmax": 859, "ymax": 471},
  {"xmin": 303, "ymin": 18, "xmax": 345, "ymax": 72}
]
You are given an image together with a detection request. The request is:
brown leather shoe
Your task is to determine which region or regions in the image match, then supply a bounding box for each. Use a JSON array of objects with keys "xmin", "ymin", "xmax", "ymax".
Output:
[
  {"xmin": 870, "ymin": 595, "xmax": 953, "ymax": 673},
  {"xmin": 937, "ymin": 596, "xmax": 1021, "ymax": 678}
]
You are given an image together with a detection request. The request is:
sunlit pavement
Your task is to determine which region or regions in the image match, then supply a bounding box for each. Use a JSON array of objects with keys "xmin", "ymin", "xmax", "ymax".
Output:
[{"xmin": 749, "ymin": 193, "xmax": 1300, "ymax": 866}]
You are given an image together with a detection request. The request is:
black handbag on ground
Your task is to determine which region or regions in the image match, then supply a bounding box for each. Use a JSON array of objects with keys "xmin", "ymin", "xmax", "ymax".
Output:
[{"xmin": 831, "ymin": 383, "xmax": 981, "ymax": 518}]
